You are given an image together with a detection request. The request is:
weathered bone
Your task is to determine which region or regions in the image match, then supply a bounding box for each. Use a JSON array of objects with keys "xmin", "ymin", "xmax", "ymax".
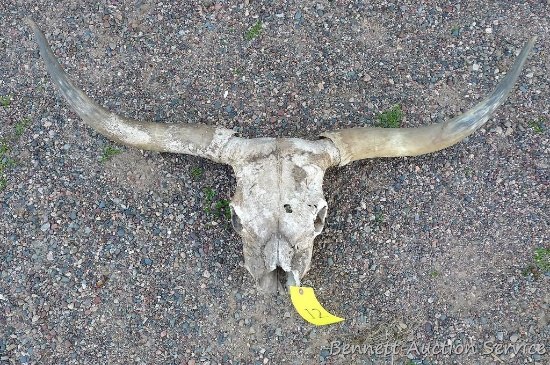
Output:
[
  {"xmin": 27, "ymin": 19, "xmax": 238, "ymax": 164},
  {"xmin": 321, "ymin": 37, "xmax": 536, "ymax": 165},
  {"xmin": 224, "ymin": 137, "xmax": 339, "ymax": 291},
  {"xmin": 28, "ymin": 18, "xmax": 535, "ymax": 292}
]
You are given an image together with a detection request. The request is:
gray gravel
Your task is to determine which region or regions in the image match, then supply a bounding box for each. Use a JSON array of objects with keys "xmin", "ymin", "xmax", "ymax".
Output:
[{"xmin": 1, "ymin": 1, "xmax": 549, "ymax": 364}]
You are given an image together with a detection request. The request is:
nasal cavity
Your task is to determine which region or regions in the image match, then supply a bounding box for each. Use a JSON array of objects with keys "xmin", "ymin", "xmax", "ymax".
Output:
[{"xmin": 283, "ymin": 204, "xmax": 293, "ymax": 213}]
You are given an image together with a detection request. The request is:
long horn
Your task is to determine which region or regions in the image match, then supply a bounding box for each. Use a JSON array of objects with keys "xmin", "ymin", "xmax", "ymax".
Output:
[
  {"xmin": 321, "ymin": 37, "xmax": 536, "ymax": 166},
  {"xmin": 27, "ymin": 18, "xmax": 237, "ymax": 164}
]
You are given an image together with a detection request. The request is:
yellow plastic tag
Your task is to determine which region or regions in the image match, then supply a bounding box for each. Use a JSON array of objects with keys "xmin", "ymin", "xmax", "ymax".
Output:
[{"xmin": 289, "ymin": 286, "xmax": 344, "ymax": 325}]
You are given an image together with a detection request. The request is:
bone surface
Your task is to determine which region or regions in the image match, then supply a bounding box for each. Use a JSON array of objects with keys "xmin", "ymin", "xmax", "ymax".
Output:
[{"xmin": 225, "ymin": 137, "xmax": 338, "ymax": 291}]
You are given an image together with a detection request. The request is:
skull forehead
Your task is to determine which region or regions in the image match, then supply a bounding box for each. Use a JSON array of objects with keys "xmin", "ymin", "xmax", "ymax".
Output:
[
  {"xmin": 230, "ymin": 139, "xmax": 328, "ymax": 216},
  {"xmin": 232, "ymin": 155, "xmax": 325, "ymax": 241},
  {"xmin": 236, "ymin": 154, "xmax": 324, "ymax": 194}
]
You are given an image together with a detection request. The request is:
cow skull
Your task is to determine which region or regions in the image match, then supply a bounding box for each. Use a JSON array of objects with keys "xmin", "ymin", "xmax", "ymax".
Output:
[{"xmin": 27, "ymin": 19, "xmax": 535, "ymax": 292}]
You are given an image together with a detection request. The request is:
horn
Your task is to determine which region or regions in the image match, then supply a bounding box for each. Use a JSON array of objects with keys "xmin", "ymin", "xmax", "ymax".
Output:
[
  {"xmin": 27, "ymin": 18, "xmax": 237, "ymax": 164},
  {"xmin": 321, "ymin": 37, "xmax": 536, "ymax": 166}
]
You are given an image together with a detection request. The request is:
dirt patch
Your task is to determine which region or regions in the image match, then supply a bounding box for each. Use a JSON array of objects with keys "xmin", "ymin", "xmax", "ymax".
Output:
[{"xmin": 103, "ymin": 149, "xmax": 160, "ymax": 193}]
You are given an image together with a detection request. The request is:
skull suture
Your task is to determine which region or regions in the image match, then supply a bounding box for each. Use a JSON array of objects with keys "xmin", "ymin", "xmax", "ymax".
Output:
[{"xmin": 28, "ymin": 19, "xmax": 535, "ymax": 292}]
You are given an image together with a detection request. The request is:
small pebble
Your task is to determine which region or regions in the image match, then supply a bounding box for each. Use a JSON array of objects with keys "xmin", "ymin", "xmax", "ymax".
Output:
[{"xmin": 425, "ymin": 322, "xmax": 433, "ymax": 335}]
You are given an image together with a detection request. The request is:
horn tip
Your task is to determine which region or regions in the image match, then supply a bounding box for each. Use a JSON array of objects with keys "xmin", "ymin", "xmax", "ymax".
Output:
[
  {"xmin": 24, "ymin": 17, "xmax": 41, "ymax": 36},
  {"xmin": 24, "ymin": 17, "xmax": 37, "ymax": 28}
]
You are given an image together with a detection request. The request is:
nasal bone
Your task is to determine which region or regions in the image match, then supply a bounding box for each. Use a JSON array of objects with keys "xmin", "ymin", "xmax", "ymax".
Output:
[{"xmin": 265, "ymin": 235, "xmax": 301, "ymax": 288}]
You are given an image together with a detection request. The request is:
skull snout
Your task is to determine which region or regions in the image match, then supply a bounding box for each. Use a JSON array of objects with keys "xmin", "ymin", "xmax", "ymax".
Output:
[{"xmin": 263, "ymin": 235, "xmax": 301, "ymax": 288}]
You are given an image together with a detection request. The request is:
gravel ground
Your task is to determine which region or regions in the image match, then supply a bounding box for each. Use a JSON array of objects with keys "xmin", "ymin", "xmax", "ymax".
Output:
[{"xmin": 1, "ymin": 1, "xmax": 549, "ymax": 364}]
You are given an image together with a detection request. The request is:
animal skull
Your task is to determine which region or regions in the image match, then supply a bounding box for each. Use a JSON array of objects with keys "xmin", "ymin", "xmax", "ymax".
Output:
[
  {"xmin": 227, "ymin": 138, "xmax": 338, "ymax": 291},
  {"xmin": 27, "ymin": 19, "xmax": 535, "ymax": 292}
]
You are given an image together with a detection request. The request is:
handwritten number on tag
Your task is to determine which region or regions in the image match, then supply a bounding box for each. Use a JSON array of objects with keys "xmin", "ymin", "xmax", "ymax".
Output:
[{"xmin": 304, "ymin": 308, "xmax": 326, "ymax": 319}]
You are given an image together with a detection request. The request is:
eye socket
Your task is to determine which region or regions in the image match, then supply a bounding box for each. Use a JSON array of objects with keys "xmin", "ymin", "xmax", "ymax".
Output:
[
  {"xmin": 314, "ymin": 206, "xmax": 327, "ymax": 234},
  {"xmin": 230, "ymin": 207, "xmax": 243, "ymax": 233}
]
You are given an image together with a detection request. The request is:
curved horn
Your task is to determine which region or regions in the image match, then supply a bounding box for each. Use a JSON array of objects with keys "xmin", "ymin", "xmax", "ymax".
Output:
[
  {"xmin": 321, "ymin": 37, "xmax": 536, "ymax": 166},
  {"xmin": 27, "ymin": 19, "xmax": 236, "ymax": 164}
]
